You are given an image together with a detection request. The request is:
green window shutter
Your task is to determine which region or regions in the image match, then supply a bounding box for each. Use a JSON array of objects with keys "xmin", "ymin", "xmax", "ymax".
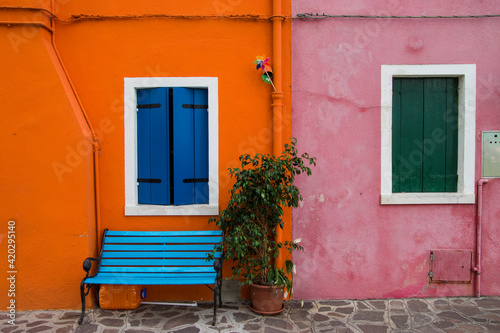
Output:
[
  {"xmin": 392, "ymin": 78, "xmax": 458, "ymax": 193},
  {"xmin": 392, "ymin": 78, "xmax": 425, "ymax": 193},
  {"xmin": 444, "ymin": 78, "xmax": 459, "ymax": 192}
]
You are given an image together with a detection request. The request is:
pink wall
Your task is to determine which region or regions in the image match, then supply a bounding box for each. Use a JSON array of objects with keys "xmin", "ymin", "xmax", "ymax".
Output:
[{"xmin": 291, "ymin": 0, "xmax": 500, "ymax": 299}]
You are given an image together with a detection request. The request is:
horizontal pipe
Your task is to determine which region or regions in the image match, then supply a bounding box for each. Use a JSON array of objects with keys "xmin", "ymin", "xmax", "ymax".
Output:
[
  {"xmin": 0, "ymin": 21, "xmax": 54, "ymax": 33},
  {"xmin": 0, "ymin": 6, "xmax": 55, "ymax": 18}
]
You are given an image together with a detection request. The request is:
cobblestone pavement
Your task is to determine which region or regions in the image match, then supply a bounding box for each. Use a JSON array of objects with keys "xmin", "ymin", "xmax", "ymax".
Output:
[{"xmin": 2, "ymin": 297, "xmax": 500, "ymax": 333}]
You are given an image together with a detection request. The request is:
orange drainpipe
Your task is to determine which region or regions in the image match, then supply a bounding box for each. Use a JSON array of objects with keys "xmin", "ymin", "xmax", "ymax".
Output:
[
  {"xmin": 272, "ymin": 0, "xmax": 284, "ymax": 270},
  {"xmin": 47, "ymin": 0, "xmax": 102, "ymax": 255},
  {"xmin": 272, "ymin": 0, "xmax": 283, "ymax": 156}
]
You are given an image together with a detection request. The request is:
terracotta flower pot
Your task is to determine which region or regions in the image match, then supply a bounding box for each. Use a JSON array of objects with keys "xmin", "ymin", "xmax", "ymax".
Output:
[{"xmin": 249, "ymin": 284, "xmax": 285, "ymax": 315}]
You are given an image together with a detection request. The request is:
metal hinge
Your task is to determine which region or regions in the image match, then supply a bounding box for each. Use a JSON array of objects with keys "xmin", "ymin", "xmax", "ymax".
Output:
[
  {"xmin": 183, "ymin": 178, "xmax": 209, "ymax": 183},
  {"xmin": 430, "ymin": 252, "xmax": 435, "ymax": 261},
  {"xmin": 429, "ymin": 271, "xmax": 434, "ymax": 278},
  {"xmin": 137, "ymin": 178, "xmax": 162, "ymax": 183},
  {"xmin": 182, "ymin": 104, "xmax": 208, "ymax": 109},
  {"xmin": 137, "ymin": 103, "xmax": 161, "ymax": 109}
]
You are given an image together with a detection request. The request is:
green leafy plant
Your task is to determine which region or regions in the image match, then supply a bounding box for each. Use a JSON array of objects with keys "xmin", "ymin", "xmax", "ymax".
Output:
[{"xmin": 209, "ymin": 138, "xmax": 316, "ymax": 295}]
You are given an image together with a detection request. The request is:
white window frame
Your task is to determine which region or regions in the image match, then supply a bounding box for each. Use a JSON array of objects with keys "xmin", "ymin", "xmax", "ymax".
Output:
[
  {"xmin": 124, "ymin": 77, "xmax": 219, "ymax": 215},
  {"xmin": 381, "ymin": 64, "xmax": 476, "ymax": 205}
]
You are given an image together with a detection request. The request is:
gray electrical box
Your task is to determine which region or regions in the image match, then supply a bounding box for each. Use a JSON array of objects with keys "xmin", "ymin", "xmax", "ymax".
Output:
[{"xmin": 482, "ymin": 131, "xmax": 500, "ymax": 178}]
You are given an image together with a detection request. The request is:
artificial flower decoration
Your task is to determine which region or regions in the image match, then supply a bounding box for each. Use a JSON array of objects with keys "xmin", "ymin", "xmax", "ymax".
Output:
[{"xmin": 253, "ymin": 55, "xmax": 277, "ymax": 91}]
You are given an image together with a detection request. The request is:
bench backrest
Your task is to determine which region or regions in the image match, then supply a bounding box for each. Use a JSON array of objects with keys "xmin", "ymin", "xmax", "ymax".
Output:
[{"xmin": 98, "ymin": 230, "xmax": 223, "ymax": 279}]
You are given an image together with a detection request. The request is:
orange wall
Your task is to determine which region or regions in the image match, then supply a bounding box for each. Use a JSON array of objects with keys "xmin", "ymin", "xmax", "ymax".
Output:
[
  {"xmin": 0, "ymin": 24, "xmax": 96, "ymax": 310},
  {"xmin": 1, "ymin": 0, "xmax": 291, "ymax": 308}
]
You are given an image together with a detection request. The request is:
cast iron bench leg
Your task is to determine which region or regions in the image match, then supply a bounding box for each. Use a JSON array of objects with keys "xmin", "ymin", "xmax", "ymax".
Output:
[
  {"xmin": 78, "ymin": 280, "xmax": 87, "ymax": 324},
  {"xmin": 218, "ymin": 278, "xmax": 222, "ymax": 308},
  {"xmin": 212, "ymin": 280, "xmax": 218, "ymax": 326}
]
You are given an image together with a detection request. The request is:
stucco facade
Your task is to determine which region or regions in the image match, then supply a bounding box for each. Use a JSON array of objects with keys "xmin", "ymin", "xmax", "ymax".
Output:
[
  {"xmin": 1, "ymin": 0, "xmax": 292, "ymax": 310},
  {"xmin": 2, "ymin": 0, "xmax": 500, "ymax": 313},
  {"xmin": 292, "ymin": 0, "xmax": 500, "ymax": 300}
]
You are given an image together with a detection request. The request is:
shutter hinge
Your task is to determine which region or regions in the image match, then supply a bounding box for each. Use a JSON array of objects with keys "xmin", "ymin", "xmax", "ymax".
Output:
[
  {"xmin": 430, "ymin": 252, "xmax": 435, "ymax": 261},
  {"xmin": 429, "ymin": 271, "xmax": 434, "ymax": 278},
  {"xmin": 182, "ymin": 104, "xmax": 208, "ymax": 109},
  {"xmin": 137, "ymin": 103, "xmax": 161, "ymax": 109},
  {"xmin": 183, "ymin": 178, "xmax": 209, "ymax": 183},
  {"xmin": 137, "ymin": 178, "xmax": 162, "ymax": 183}
]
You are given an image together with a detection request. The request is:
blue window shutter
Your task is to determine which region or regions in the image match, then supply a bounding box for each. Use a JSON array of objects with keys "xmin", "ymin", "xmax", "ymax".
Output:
[
  {"xmin": 172, "ymin": 88, "xmax": 209, "ymax": 205},
  {"xmin": 137, "ymin": 88, "xmax": 170, "ymax": 205},
  {"xmin": 193, "ymin": 89, "xmax": 209, "ymax": 204},
  {"xmin": 172, "ymin": 88, "xmax": 196, "ymax": 205},
  {"xmin": 149, "ymin": 88, "xmax": 170, "ymax": 204},
  {"xmin": 137, "ymin": 89, "xmax": 151, "ymax": 204}
]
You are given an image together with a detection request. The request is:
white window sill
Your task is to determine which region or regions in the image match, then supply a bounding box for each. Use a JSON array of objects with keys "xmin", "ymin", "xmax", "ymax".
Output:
[
  {"xmin": 125, "ymin": 204, "xmax": 219, "ymax": 216},
  {"xmin": 381, "ymin": 193, "xmax": 475, "ymax": 205}
]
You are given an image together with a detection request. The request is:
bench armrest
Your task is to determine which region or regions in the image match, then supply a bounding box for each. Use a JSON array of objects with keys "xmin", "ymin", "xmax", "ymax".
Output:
[
  {"xmin": 213, "ymin": 258, "xmax": 223, "ymax": 275},
  {"xmin": 82, "ymin": 257, "xmax": 98, "ymax": 278}
]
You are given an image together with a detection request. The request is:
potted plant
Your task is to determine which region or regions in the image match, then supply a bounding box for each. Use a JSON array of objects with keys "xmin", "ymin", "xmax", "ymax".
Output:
[{"xmin": 209, "ymin": 138, "xmax": 316, "ymax": 314}]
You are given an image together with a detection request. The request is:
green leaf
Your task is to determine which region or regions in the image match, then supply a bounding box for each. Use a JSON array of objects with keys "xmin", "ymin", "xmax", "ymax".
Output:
[
  {"xmin": 285, "ymin": 260, "xmax": 293, "ymax": 274},
  {"xmin": 262, "ymin": 75, "xmax": 272, "ymax": 84}
]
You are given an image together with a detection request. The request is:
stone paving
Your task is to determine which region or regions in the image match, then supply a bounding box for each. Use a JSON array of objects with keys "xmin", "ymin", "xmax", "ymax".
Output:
[{"xmin": 2, "ymin": 297, "xmax": 500, "ymax": 333}]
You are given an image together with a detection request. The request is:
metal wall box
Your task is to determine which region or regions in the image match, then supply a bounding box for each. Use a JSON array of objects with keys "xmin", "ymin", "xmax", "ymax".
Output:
[
  {"xmin": 482, "ymin": 131, "xmax": 500, "ymax": 177},
  {"xmin": 429, "ymin": 250, "xmax": 472, "ymax": 283}
]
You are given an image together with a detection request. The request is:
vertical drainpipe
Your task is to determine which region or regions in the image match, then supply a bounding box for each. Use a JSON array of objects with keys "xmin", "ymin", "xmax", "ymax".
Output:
[
  {"xmin": 49, "ymin": 1, "xmax": 101, "ymax": 256},
  {"xmin": 474, "ymin": 179, "xmax": 489, "ymax": 297},
  {"xmin": 272, "ymin": 0, "xmax": 284, "ymax": 271},
  {"xmin": 272, "ymin": 0, "xmax": 283, "ymax": 156}
]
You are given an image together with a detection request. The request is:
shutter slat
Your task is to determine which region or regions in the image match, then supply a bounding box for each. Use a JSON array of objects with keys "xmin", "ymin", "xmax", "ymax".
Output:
[
  {"xmin": 137, "ymin": 89, "xmax": 152, "ymax": 204},
  {"xmin": 172, "ymin": 88, "xmax": 196, "ymax": 205},
  {"xmin": 392, "ymin": 78, "xmax": 402, "ymax": 193},
  {"xmin": 445, "ymin": 78, "xmax": 459, "ymax": 192},
  {"xmin": 194, "ymin": 89, "xmax": 209, "ymax": 204},
  {"xmin": 149, "ymin": 88, "xmax": 170, "ymax": 204},
  {"xmin": 423, "ymin": 78, "xmax": 447, "ymax": 192},
  {"xmin": 400, "ymin": 78, "xmax": 424, "ymax": 192}
]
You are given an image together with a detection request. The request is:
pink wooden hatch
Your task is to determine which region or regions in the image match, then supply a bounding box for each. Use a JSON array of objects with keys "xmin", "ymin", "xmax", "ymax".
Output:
[{"xmin": 430, "ymin": 250, "xmax": 472, "ymax": 283}]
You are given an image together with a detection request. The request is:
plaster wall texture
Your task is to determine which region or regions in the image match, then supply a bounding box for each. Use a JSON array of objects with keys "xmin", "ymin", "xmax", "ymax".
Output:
[
  {"xmin": 1, "ymin": 0, "xmax": 293, "ymax": 309},
  {"xmin": 291, "ymin": 0, "xmax": 500, "ymax": 300},
  {"xmin": 0, "ymin": 28, "xmax": 95, "ymax": 309}
]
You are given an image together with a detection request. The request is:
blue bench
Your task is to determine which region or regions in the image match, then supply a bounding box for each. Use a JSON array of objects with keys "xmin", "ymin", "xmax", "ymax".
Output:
[{"xmin": 79, "ymin": 229, "xmax": 224, "ymax": 325}]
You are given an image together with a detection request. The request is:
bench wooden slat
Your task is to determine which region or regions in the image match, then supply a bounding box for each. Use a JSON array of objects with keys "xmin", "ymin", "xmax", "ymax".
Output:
[
  {"xmin": 104, "ymin": 236, "xmax": 223, "ymax": 244},
  {"xmin": 101, "ymin": 252, "xmax": 219, "ymax": 259},
  {"xmin": 85, "ymin": 276, "xmax": 217, "ymax": 285},
  {"xmin": 99, "ymin": 266, "xmax": 216, "ymax": 273},
  {"xmin": 100, "ymin": 258, "xmax": 215, "ymax": 266},
  {"xmin": 97, "ymin": 272, "xmax": 217, "ymax": 278},
  {"xmin": 103, "ymin": 244, "xmax": 217, "ymax": 251},
  {"xmin": 105, "ymin": 230, "xmax": 222, "ymax": 237}
]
